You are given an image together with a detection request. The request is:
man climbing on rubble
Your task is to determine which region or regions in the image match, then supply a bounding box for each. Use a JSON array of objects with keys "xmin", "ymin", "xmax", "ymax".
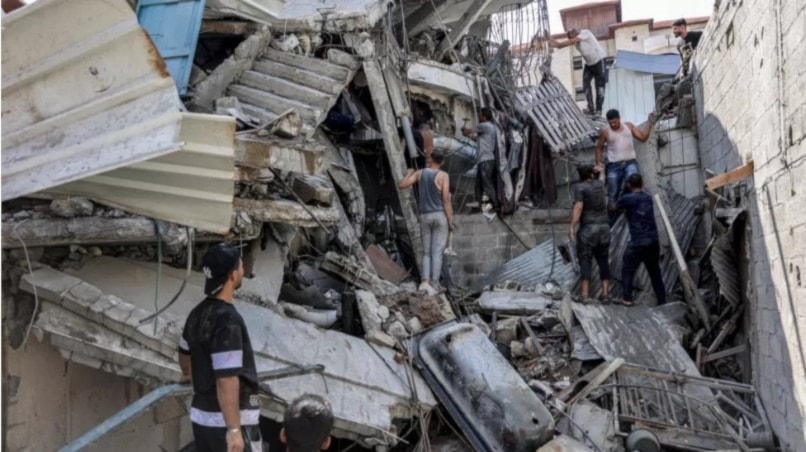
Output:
[
  {"xmin": 462, "ymin": 107, "xmax": 500, "ymax": 219},
  {"xmin": 179, "ymin": 242, "xmax": 263, "ymax": 452},
  {"xmin": 569, "ymin": 164, "xmax": 612, "ymax": 304},
  {"xmin": 596, "ymin": 109, "xmax": 656, "ymax": 225},
  {"xmin": 673, "ymin": 18, "xmax": 703, "ymax": 77},
  {"xmin": 399, "ymin": 151, "xmax": 454, "ymax": 295},
  {"xmin": 610, "ymin": 173, "xmax": 666, "ymax": 306},
  {"xmin": 549, "ymin": 29, "xmax": 608, "ymax": 115},
  {"xmin": 280, "ymin": 394, "xmax": 334, "ymax": 452}
]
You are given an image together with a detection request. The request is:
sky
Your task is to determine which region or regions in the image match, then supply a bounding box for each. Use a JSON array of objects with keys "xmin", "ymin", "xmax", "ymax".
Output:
[{"xmin": 548, "ymin": 0, "xmax": 714, "ymax": 32}]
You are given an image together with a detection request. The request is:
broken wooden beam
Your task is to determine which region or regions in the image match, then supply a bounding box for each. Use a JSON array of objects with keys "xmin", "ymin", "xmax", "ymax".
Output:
[
  {"xmin": 321, "ymin": 251, "xmax": 400, "ymax": 297},
  {"xmin": 0, "ymin": 216, "xmax": 243, "ymax": 249},
  {"xmin": 702, "ymin": 344, "xmax": 747, "ymax": 364},
  {"xmin": 705, "ymin": 161, "xmax": 754, "ymax": 190},
  {"xmin": 477, "ymin": 291, "xmax": 554, "ymax": 315},
  {"xmin": 363, "ymin": 60, "xmax": 423, "ymax": 274},
  {"xmin": 201, "ymin": 20, "xmax": 260, "ymax": 36},
  {"xmin": 654, "ymin": 194, "xmax": 711, "ymax": 329},
  {"xmin": 234, "ymin": 197, "xmax": 339, "ymax": 228}
]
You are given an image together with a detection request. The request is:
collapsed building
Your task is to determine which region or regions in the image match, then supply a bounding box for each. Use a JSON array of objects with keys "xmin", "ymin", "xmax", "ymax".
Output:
[{"xmin": 1, "ymin": 0, "xmax": 805, "ymax": 451}]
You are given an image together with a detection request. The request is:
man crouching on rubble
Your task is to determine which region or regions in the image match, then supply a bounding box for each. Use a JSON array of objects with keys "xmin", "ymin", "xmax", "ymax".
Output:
[
  {"xmin": 609, "ymin": 173, "xmax": 666, "ymax": 306},
  {"xmin": 400, "ymin": 151, "xmax": 454, "ymax": 295},
  {"xmin": 569, "ymin": 164, "xmax": 612, "ymax": 304},
  {"xmin": 179, "ymin": 242, "xmax": 263, "ymax": 452}
]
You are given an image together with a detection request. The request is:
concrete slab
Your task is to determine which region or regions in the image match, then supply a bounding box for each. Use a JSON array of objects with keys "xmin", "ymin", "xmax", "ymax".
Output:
[
  {"xmin": 477, "ymin": 291, "xmax": 554, "ymax": 314},
  {"xmin": 60, "ymin": 257, "xmax": 436, "ymax": 447},
  {"xmin": 239, "ymin": 228, "xmax": 294, "ymax": 304}
]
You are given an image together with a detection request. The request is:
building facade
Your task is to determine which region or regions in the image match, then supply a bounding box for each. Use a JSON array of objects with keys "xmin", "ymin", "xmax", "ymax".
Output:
[{"xmin": 548, "ymin": 0, "xmax": 707, "ymax": 106}]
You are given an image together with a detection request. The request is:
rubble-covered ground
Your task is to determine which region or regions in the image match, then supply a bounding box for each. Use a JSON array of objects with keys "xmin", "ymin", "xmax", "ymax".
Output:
[{"xmin": 0, "ymin": 0, "xmax": 788, "ymax": 450}]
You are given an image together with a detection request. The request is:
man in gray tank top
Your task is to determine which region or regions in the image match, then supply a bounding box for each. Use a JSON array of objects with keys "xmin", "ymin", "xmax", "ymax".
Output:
[
  {"xmin": 595, "ymin": 109, "xmax": 656, "ymax": 225},
  {"xmin": 399, "ymin": 151, "xmax": 454, "ymax": 295}
]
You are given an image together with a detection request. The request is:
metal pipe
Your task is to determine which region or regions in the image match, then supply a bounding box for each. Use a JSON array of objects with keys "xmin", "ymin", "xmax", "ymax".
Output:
[{"xmin": 401, "ymin": 115, "xmax": 419, "ymax": 159}]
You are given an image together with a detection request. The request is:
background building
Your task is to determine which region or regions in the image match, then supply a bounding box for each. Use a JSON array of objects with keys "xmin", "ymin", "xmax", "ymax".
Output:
[{"xmin": 548, "ymin": 0, "xmax": 707, "ymax": 106}]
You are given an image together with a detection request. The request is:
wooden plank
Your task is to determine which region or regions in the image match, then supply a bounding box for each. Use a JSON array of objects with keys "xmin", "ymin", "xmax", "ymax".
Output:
[
  {"xmin": 363, "ymin": 60, "xmax": 423, "ymax": 273},
  {"xmin": 702, "ymin": 344, "xmax": 747, "ymax": 364},
  {"xmin": 654, "ymin": 194, "xmax": 712, "ymax": 329},
  {"xmin": 566, "ymin": 358, "xmax": 625, "ymax": 406},
  {"xmin": 705, "ymin": 161, "xmax": 754, "ymax": 190}
]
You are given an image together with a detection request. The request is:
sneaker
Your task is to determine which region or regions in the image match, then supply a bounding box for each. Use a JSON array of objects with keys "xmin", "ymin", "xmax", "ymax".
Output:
[
  {"xmin": 418, "ymin": 282, "xmax": 438, "ymax": 296},
  {"xmin": 482, "ymin": 212, "xmax": 497, "ymax": 222},
  {"xmin": 444, "ymin": 247, "xmax": 458, "ymax": 256}
]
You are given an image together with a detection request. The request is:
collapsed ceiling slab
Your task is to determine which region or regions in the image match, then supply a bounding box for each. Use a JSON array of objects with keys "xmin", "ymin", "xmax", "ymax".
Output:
[
  {"xmin": 204, "ymin": 0, "xmax": 389, "ymax": 32},
  {"xmin": 31, "ymin": 257, "xmax": 436, "ymax": 447},
  {"xmin": 1, "ymin": 0, "xmax": 236, "ymax": 233}
]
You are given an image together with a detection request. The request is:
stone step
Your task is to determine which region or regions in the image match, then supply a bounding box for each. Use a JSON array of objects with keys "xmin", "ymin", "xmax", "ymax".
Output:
[
  {"xmin": 227, "ymin": 84, "xmax": 321, "ymax": 122},
  {"xmin": 262, "ymin": 48, "xmax": 350, "ymax": 81},
  {"xmin": 252, "ymin": 59, "xmax": 345, "ymax": 95},
  {"xmin": 239, "ymin": 103, "xmax": 314, "ymax": 135},
  {"xmin": 239, "ymin": 70, "xmax": 333, "ymax": 110}
]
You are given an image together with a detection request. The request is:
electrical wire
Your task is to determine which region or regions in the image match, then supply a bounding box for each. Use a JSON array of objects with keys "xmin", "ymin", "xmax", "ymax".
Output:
[
  {"xmin": 139, "ymin": 226, "xmax": 194, "ymax": 325},
  {"xmin": 153, "ymin": 221, "xmax": 162, "ymax": 335},
  {"xmin": 13, "ymin": 219, "xmax": 39, "ymax": 350}
]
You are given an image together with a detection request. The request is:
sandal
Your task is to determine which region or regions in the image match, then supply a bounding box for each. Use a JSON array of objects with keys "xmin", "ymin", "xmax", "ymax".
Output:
[
  {"xmin": 621, "ymin": 300, "xmax": 634, "ymax": 307},
  {"xmin": 598, "ymin": 295, "xmax": 611, "ymax": 305}
]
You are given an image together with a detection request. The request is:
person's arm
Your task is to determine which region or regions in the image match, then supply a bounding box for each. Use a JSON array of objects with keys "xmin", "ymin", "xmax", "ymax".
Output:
[
  {"xmin": 439, "ymin": 172, "xmax": 454, "ymax": 231},
  {"xmin": 595, "ymin": 129, "xmax": 607, "ymax": 166},
  {"xmin": 569, "ymin": 202, "xmax": 583, "ymax": 242},
  {"xmin": 550, "ymin": 37, "xmax": 581, "ymax": 49},
  {"xmin": 399, "ymin": 169, "xmax": 421, "ymax": 189},
  {"xmin": 178, "ymin": 331, "xmax": 191, "ymax": 382},
  {"xmin": 609, "ymin": 196, "xmax": 627, "ymax": 212},
  {"xmin": 627, "ymin": 117, "xmax": 655, "ymax": 143},
  {"xmin": 212, "ymin": 322, "xmax": 246, "ymax": 452}
]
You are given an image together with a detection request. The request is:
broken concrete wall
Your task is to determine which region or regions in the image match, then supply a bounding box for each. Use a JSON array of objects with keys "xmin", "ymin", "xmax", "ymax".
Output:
[
  {"xmin": 4, "ymin": 339, "xmax": 191, "ymax": 452},
  {"xmin": 693, "ymin": 0, "xmax": 806, "ymax": 449},
  {"xmin": 452, "ymin": 209, "xmax": 570, "ymax": 288}
]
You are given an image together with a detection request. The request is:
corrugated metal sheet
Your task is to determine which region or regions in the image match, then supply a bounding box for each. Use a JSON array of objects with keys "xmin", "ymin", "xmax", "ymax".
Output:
[
  {"xmin": 137, "ymin": 0, "xmax": 206, "ymax": 95},
  {"xmin": 2, "ymin": 0, "xmax": 236, "ymax": 233},
  {"xmin": 516, "ymin": 75, "xmax": 598, "ymax": 153},
  {"xmin": 1, "ymin": 0, "xmax": 184, "ymax": 200},
  {"xmin": 472, "ymin": 238, "xmax": 577, "ymax": 292},
  {"xmin": 601, "ymin": 67, "xmax": 656, "ymax": 124},
  {"xmin": 47, "ymin": 113, "xmax": 236, "ymax": 234},
  {"xmin": 613, "ymin": 50, "xmax": 680, "ymax": 75},
  {"xmin": 711, "ymin": 212, "xmax": 745, "ymax": 307}
]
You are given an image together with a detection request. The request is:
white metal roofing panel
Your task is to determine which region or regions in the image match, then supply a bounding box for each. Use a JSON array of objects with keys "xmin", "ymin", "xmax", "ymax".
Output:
[
  {"xmin": 47, "ymin": 113, "xmax": 236, "ymax": 234},
  {"xmin": 1, "ymin": 0, "xmax": 185, "ymax": 200}
]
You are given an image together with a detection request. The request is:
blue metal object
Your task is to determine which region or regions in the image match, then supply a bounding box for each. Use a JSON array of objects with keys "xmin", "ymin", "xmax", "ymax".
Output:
[
  {"xmin": 59, "ymin": 364, "xmax": 325, "ymax": 451},
  {"xmin": 613, "ymin": 50, "xmax": 681, "ymax": 75},
  {"xmin": 59, "ymin": 383, "xmax": 192, "ymax": 452},
  {"xmin": 136, "ymin": 0, "xmax": 207, "ymax": 95}
]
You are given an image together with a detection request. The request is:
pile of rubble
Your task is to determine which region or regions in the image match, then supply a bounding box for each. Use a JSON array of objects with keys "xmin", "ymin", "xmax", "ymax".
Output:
[{"xmin": 0, "ymin": 0, "xmax": 779, "ymax": 450}]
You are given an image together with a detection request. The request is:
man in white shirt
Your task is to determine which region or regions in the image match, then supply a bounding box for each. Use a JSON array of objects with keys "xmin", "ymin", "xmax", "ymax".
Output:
[{"xmin": 550, "ymin": 29, "xmax": 608, "ymax": 115}]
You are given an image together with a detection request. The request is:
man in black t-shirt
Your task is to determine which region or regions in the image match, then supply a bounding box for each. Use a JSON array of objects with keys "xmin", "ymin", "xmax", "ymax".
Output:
[
  {"xmin": 568, "ymin": 164, "xmax": 612, "ymax": 304},
  {"xmin": 179, "ymin": 242, "xmax": 263, "ymax": 452},
  {"xmin": 673, "ymin": 18, "xmax": 703, "ymax": 76},
  {"xmin": 610, "ymin": 173, "xmax": 666, "ymax": 306}
]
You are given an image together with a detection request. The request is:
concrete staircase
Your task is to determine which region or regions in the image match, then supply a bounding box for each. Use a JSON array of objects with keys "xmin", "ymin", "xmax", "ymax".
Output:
[{"xmin": 228, "ymin": 49, "xmax": 355, "ymax": 136}]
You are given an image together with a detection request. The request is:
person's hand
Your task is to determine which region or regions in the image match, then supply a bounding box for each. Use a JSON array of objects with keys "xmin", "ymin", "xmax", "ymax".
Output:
[
  {"xmin": 461, "ymin": 127, "xmax": 472, "ymax": 137},
  {"xmin": 548, "ymin": 40, "xmax": 559, "ymax": 48},
  {"xmin": 568, "ymin": 227, "xmax": 576, "ymax": 243},
  {"xmin": 648, "ymin": 112, "xmax": 657, "ymax": 124},
  {"xmin": 449, "ymin": 223, "xmax": 456, "ymax": 232},
  {"xmin": 406, "ymin": 168, "xmax": 415, "ymax": 176},
  {"xmin": 227, "ymin": 429, "xmax": 244, "ymax": 452},
  {"xmin": 178, "ymin": 374, "xmax": 191, "ymax": 384}
]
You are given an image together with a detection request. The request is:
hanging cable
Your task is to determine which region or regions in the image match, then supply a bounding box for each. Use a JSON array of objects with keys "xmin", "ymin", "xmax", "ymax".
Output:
[
  {"xmin": 140, "ymin": 226, "xmax": 194, "ymax": 325},
  {"xmin": 13, "ymin": 220, "xmax": 39, "ymax": 350},
  {"xmin": 152, "ymin": 221, "xmax": 163, "ymax": 335}
]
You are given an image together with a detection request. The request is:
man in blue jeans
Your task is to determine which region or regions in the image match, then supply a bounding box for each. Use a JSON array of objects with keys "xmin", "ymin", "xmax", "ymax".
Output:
[
  {"xmin": 610, "ymin": 173, "xmax": 666, "ymax": 306},
  {"xmin": 595, "ymin": 109, "xmax": 656, "ymax": 224}
]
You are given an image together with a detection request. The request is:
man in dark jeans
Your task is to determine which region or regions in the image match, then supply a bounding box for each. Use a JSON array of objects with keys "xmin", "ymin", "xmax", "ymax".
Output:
[
  {"xmin": 463, "ymin": 107, "xmax": 499, "ymax": 218},
  {"xmin": 569, "ymin": 164, "xmax": 611, "ymax": 303},
  {"xmin": 611, "ymin": 173, "xmax": 666, "ymax": 306}
]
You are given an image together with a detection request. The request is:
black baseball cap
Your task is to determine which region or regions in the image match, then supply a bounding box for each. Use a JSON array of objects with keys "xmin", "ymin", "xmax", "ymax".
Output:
[{"xmin": 202, "ymin": 242, "xmax": 241, "ymax": 296}]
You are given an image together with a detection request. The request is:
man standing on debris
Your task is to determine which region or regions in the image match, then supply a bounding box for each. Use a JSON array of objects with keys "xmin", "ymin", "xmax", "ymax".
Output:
[
  {"xmin": 179, "ymin": 242, "xmax": 263, "ymax": 452},
  {"xmin": 550, "ymin": 29, "xmax": 608, "ymax": 115},
  {"xmin": 462, "ymin": 107, "xmax": 500, "ymax": 218},
  {"xmin": 569, "ymin": 164, "xmax": 612, "ymax": 303},
  {"xmin": 610, "ymin": 173, "xmax": 666, "ymax": 306},
  {"xmin": 596, "ymin": 109, "xmax": 656, "ymax": 224},
  {"xmin": 673, "ymin": 18, "xmax": 703, "ymax": 76},
  {"xmin": 400, "ymin": 151, "xmax": 454, "ymax": 295},
  {"xmin": 280, "ymin": 394, "xmax": 334, "ymax": 452}
]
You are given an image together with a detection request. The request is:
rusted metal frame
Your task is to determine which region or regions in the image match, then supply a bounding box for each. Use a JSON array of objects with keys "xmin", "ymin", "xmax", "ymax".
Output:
[
  {"xmin": 661, "ymin": 378, "xmax": 680, "ymax": 426},
  {"xmin": 616, "ymin": 365, "xmax": 756, "ymax": 393}
]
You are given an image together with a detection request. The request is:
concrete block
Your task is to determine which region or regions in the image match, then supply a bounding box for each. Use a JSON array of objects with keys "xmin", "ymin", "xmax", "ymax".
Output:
[{"xmin": 20, "ymin": 267, "xmax": 82, "ymax": 302}]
